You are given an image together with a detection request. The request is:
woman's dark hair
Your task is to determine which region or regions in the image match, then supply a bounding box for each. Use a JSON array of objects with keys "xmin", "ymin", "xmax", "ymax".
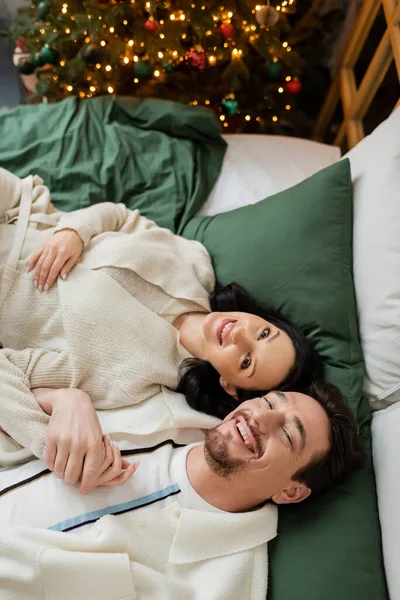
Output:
[{"xmin": 177, "ymin": 282, "xmax": 320, "ymax": 419}]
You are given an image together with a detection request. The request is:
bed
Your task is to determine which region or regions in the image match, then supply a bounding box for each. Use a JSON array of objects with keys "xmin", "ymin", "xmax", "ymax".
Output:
[
  {"xmin": 0, "ymin": 1, "xmax": 399, "ymax": 599},
  {"xmin": 194, "ymin": 3, "xmax": 400, "ymax": 599}
]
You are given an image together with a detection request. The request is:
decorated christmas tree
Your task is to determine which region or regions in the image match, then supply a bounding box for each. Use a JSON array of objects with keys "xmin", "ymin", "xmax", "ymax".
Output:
[{"xmin": 8, "ymin": 0, "xmax": 305, "ymax": 133}]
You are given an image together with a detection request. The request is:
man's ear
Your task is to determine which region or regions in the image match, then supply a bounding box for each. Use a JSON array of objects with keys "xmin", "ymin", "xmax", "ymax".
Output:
[
  {"xmin": 219, "ymin": 377, "xmax": 238, "ymax": 399},
  {"xmin": 272, "ymin": 483, "xmax": 311, "ymax": 505}
]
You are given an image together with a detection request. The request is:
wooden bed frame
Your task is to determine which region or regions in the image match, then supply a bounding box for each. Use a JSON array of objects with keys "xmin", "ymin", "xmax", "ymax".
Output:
[{"xmin": 312, "ymin": 0, "xmax": 400, "ymax": 149}]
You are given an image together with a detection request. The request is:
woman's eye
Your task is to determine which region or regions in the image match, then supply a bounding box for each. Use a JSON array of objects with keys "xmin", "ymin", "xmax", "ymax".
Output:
[
  {"xmin": 259, "ymin": 327, "xmax": 271, "ymax": 340},
  {"xmin": 241, "ymin": 353, "xmax": 251, "ymax": 369}
]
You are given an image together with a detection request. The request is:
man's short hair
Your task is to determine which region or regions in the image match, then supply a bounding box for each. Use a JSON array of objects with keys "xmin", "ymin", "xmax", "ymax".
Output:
[{"xmin": 292, "ymin": 381, "xmax": 364, "ymax": 494}]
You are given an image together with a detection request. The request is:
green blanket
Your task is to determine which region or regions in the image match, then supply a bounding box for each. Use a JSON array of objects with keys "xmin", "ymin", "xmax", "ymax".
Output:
[{"xmin": 0, "ymin": 96, "xmax": 226, "ymax": 234}]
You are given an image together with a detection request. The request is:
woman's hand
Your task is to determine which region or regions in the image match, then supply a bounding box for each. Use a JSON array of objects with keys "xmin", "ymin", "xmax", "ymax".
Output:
[
  {"xmin": 37, "ymin": 388, "xmax": 105, "ymax": 494},
  {"xmin": 33, "ymin": 389, "xmax": 137, "ymax": 494},
  {"xmin": 92, "ymin": 435, "xmax": 139, "ymax": 490},
  {"xmin": 27, "ymin": 229, "xmax": 83, "ymax": 292}
]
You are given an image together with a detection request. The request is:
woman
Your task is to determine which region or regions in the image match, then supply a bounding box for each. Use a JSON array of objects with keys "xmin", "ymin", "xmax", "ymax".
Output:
[{"xmin": 0, "ymin": 167, "xmax": 318, "ymax": 480}]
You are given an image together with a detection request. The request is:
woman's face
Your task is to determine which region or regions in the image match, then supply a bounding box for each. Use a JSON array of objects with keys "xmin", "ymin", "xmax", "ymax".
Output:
[{"xmin": 202, "ymin": 311, "xmax": 296, "ymax": 397}]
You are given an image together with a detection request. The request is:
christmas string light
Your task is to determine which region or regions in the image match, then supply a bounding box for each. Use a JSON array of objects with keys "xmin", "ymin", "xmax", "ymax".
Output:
[{"xmin": 23, "ymin": 0, "xmax": 300, "ymax": 133}]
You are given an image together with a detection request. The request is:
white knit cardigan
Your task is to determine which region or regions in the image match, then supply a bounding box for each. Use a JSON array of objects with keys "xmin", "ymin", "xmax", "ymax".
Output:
[{"xmin": 0, "ymin": 167, "xmax": 215, "ymax": 464}]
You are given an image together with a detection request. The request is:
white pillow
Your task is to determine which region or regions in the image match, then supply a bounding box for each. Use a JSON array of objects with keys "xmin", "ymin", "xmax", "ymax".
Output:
[
  {"xmin": 199, "ymin": 134, "xmax": 341, "ymax": 216},
  {"xmin": 372, "ymin": 403, "xmax": 400, "ymax": 600},
  {"xmin": 345, "ymin": 107, "xmax": 400, "ymax": 406}
]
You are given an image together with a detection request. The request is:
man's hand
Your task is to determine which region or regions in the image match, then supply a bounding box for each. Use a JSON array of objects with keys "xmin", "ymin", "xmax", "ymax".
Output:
[
  {"xmin": 39, "ymin": 388, "xmax": 104, "ymax": 494},
  {"xmin": 92, "ymin": 435, "xmax": 139, "ymax": 489},
  {"xmin": 27, "ymin": 229, "xmax": 83, "ymax": 292}
]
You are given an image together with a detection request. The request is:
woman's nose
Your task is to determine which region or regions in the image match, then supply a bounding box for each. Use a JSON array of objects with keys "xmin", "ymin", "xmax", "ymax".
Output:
[{"xmin": 232, "ymin": 323, "xmax": 248, "ymax": 346}]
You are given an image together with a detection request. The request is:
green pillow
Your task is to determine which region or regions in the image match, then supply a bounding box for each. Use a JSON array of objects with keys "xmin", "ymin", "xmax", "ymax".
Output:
[{"xmin": 182, "ymin": 159, "xmax": 387, "ymax": 600}]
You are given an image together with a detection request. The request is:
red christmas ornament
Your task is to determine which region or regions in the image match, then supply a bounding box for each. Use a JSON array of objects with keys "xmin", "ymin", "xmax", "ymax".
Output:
[
  {"xmin": 145, "ymin": 19, "xmax": 158, "ymax": 32},
  {"xmin": 16, "ymin": 39, "xmax": 27, "ymax": 52},
  {"xmin": 285, "ymin": 79, "xmax": 302, "ymax": 95},
  {"xmin": 220, "ymin": 22, "xmax": 235, "ymax": 39},
  {"xmin": 188, "ymin": 48, "xmax": 208, "ymax": 71}
]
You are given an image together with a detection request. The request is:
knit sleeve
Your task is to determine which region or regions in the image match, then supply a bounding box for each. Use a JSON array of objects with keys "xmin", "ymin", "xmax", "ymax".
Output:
[
  {"xmin": 54, "ymin": 203, "xmax": 157, "ymax": 247},
  {"xmin": 0, "ymin": 348, "xmax": 76, "ymax": 460}
]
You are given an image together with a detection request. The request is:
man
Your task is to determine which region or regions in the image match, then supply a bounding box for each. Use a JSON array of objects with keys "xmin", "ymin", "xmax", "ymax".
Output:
[{"xmin": 0, "ymin": 382, "xmax": 362, "ymax": 600}]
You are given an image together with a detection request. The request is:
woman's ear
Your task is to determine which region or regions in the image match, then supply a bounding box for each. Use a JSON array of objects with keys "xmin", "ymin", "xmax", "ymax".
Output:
[
  {"xmin": 272, "ymin": 483, "xmax": 311, "ymax": 505},
  {"xmin": 219, "ymin": 377, "xmax": 238, "ymax": 399}
]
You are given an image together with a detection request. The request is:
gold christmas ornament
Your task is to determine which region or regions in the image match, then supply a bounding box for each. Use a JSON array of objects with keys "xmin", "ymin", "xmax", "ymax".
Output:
[{"xmin": 255, "ymin": 5, "xmax": 280, "ymax": 27}]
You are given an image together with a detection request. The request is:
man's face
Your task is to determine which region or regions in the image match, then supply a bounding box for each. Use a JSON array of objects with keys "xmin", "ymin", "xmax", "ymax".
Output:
[{"xmin": 204, "ymin": 391, "xmax": 331, "ymax": 504}]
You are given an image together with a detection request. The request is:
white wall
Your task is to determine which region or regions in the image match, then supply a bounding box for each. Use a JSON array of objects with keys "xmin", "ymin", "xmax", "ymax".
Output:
[{"xmin": 0, "ymin": 0, "xmax": 27, "ymax": 25}]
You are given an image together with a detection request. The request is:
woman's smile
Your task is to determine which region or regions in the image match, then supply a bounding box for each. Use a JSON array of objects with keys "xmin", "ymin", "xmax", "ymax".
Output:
[{"xmin": 216, "ymin": 319, "xmax": 238, "ymax": 345}]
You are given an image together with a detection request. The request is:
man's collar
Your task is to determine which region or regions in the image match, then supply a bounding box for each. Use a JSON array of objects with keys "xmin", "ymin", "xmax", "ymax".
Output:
[{"xmin": 169, "ymin": 503, "xmax": 278, "ymax": 564}]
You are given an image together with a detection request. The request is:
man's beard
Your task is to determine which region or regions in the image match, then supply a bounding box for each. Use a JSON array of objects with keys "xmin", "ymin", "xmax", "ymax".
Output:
[
  {"xmin": 204, "ymin": 412, "xmax": 262, "ymax": 478},
  {"xmin": 204, "ymin": 428, "xmax": 245, "ymax": 478}
]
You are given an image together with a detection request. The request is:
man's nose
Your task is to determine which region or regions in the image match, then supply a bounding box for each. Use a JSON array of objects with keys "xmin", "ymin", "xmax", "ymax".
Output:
[{"xmin": 254, "ymin": 407, "xmax": 284, "ymax": 435}]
